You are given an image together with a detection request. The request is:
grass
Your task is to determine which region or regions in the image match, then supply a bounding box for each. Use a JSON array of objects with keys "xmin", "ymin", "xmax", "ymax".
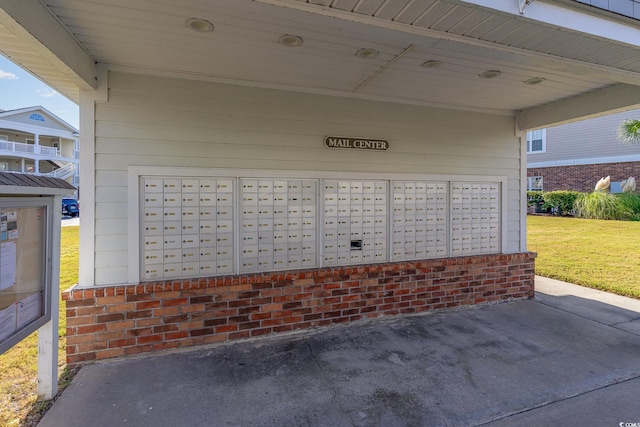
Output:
[
  {"xmin": 0, "ymin": 226, "xmax": 78, "ymax": 427},
  {"xmin": 528, "ymin": 216, "xmax": 640, "ymax": 299}
]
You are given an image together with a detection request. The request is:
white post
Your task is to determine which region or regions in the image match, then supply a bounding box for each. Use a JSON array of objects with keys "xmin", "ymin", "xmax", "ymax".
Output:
[
  {"xmin": 21, "ymin": 158, "xmax": 25, "ymax": 173},
  {"xmin": 34, "ymin": 135, "xmax": 40, "ymax": 174},
  {"xmin": 37, "ymin": 195, "xmax": 62, "ymax": 400}
]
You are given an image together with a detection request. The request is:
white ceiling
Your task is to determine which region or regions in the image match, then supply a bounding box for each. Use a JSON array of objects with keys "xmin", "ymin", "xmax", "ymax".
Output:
[{"xmin": 2, "ymin": 0, "xmax": 640, "ymax": 127}]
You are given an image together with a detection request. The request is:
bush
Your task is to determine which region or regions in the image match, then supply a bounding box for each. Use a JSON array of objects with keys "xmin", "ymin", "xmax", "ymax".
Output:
[
  {"xmin": 542, "ymin": 190, "xmax": 581, "ymax": 215},
  {"xmin": 527, "ymin": 191, "xmax": 544, "ymax": 206},
  {"xmin": 574, "ymin": 192, "xmax": 640, "ymax": 220},
  {"xmin": 616, "ymin": 193, "xmax": 640, "ymax": 221}
]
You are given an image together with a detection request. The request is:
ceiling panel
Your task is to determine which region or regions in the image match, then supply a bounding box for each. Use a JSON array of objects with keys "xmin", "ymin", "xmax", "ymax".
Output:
[
  {"xmin": 352, "ymin": 0, "xmax": 386, "ymax": 16},
  {"xmin": 374, "ymin": 0, "xmax": 414, "ymax": 20},
  {"xmin": 0, "ymin": 0, "xmax": 628, "ymax": 116},
  {"xmin": 393, "ymin": 0, "xmax": 439, "ymax": 24}
]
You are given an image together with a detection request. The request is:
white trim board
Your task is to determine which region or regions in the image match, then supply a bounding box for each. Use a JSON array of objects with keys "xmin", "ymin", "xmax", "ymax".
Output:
[{"xmin": 528, "ymin": 154, "xmax": 640, "ymax": 168}]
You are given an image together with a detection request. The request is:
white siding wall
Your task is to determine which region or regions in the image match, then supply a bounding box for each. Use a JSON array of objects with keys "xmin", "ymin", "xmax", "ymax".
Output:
[
  {"xmin": 93, "ymin": 71, "xmax": 522, "ymax": 285},
  {"xmin": 528, "ymin": 108, "xmax": 640, "ymax": 164}
]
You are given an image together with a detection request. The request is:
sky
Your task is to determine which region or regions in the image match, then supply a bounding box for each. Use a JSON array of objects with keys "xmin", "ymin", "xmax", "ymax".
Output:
[{"xmin": 0, "ymin": 54, "xmax": 79, "ymax": 129}]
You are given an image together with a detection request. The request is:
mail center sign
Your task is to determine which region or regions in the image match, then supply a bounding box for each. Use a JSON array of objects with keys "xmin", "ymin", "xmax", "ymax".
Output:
[{"xmin": 324, "ymin": 136, "xmax": 389, "ymax": 151}]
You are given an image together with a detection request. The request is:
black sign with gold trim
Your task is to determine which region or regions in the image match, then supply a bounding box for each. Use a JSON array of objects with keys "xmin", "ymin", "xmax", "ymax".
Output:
[{"xmin": 324, "ymin": 136, "xmax": 389, "ymax": 151}]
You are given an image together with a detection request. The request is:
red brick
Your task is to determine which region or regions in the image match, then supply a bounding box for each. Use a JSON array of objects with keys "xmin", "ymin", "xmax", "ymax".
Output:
[
  {"xmin": 137, "ymin": 334, "xmax": 163, "ymax": 344},
  {"xmin": 76, "ymin": 324, "xmax": 106, "ymax": 334}
]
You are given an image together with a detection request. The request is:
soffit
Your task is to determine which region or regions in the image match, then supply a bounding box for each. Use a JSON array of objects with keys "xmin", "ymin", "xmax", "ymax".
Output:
[{"xmin": 4, "ymin": 0, "xmax": 640, "ymax": 120}]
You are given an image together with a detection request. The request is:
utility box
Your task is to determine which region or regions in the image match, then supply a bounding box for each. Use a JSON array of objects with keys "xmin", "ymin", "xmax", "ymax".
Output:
[{"xmin": 0, "ymin": 172, "xmax": 75, "ymax": 399}]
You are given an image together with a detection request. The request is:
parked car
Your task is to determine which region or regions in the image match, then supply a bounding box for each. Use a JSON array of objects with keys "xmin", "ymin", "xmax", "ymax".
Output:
[{"xmin": 62, "ymin": 198, "xmax": 79, "ymax": 217}]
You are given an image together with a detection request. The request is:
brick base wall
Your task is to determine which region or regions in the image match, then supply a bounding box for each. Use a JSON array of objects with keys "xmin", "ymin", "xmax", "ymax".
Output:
[
  {"xmin": 63, "ymin": 253, "xmax": 536, "ymax": 369},
  {"xmin": 528, "ymin": 161, "xmax": 640, "ymax": 193}
]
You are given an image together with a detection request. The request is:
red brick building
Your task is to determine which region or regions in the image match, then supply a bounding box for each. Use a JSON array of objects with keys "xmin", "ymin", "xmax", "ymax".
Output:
[{"xmin": 527, "ymin": 109, "xmax": 640, "ymax": 193}]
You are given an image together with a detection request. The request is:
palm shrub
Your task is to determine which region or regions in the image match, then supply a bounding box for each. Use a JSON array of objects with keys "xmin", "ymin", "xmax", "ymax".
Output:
[
  {"xmin": 618, "ymin": 119, "xmax": 640, "ymax": 145},
  {"xmin": 574, "ymin": 192, "xmax": 639, "ymax": 220}
]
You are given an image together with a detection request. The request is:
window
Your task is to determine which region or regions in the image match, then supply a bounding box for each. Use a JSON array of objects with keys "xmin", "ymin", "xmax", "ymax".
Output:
[
  {"xmin": 527, "ymin": 176, "xmax": 543, "ymax": 191},
  {"xmin": 526, "ymin": 129, "xmax": 546, "ymax": 153}
]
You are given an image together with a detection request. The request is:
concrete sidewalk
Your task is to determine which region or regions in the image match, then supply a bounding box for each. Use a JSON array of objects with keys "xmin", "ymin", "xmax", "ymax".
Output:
[{"xmin": 39, "ymin": 276, "xmax": 640, "ymax": 427}]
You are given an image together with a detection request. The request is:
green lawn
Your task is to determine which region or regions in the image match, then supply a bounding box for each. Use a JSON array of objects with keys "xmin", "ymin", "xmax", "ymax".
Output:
[
  {"xmin": 0, "ymin": 226, "xmax": 78, "ymax": 427},
  {"xmin": 528, "ymin": 216, "xmax": 640, "ymax": 299}
]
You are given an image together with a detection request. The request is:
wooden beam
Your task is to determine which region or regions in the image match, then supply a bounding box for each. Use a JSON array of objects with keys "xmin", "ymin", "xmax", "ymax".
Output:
[{"xmin": 517, "ymin": 83, "xmax": 640, "ymax": 130}]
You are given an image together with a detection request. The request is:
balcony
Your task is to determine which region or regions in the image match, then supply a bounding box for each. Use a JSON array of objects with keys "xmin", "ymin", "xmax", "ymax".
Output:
[
  {"xmin": 0, "ymin": 140, "xmax": 61, "ymax": 157},
  {"xmin": 0, "ymin": 140, "xmax": 79, "ymax": 185}
]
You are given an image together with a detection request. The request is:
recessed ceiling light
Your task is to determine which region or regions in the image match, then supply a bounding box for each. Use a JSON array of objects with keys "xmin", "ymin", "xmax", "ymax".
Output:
[
  {"xmin": 524, "ymin": 77, "xmax": 546, "ymax": 85},
  {"xmin": 421, "ymin": 60, "xmax": 444, "ymax": 68},
  {"xmin": 279, "ymin": 34, "xmax": 304, "ymax": 47},
  {"xmin": 355, "ymin": 48, "xmax": 380, "ymax": 59},
  {"xmin": 479, "ymin": 70, "xmax": 501, "ymax": 79},
  {"xmin": 185, "ymin": 18, "xmax": 214, "ymax": 33}
]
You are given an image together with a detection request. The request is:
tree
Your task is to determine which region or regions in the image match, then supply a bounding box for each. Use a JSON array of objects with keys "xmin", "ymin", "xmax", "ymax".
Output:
[{"xmin": 617, "ymin": 119, "xmax": 640, "ymax": 144}]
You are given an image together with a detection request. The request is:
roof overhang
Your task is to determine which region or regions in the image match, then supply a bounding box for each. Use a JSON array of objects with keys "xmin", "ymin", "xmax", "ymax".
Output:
[{"xmin": 1, "ymin": 0, "xmax": 639, "ymax": 129}]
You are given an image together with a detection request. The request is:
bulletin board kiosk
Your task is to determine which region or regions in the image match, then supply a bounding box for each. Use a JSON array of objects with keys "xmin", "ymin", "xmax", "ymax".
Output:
[{"xmin": 0, "ymin": 173, "xmax": 74, "ymax": 400}]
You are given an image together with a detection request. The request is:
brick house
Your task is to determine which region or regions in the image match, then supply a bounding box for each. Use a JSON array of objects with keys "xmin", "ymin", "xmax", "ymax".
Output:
[
  {"xmin": 2, "ymin": 0, "xmax": 640, "ymax": 381},
  {"xmin": 527, "ymin": 108, "xmax": 640, "ymax": 192}
]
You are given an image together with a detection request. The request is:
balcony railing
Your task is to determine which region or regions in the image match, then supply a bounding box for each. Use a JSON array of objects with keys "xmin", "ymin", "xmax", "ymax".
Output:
[{"xmin": 0, "ymin": 140, "xmax": 60, "ymax": 157}]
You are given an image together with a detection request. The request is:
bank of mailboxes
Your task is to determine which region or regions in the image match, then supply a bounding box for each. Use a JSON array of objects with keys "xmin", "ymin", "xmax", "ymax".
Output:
[
  {"xmin": 392, "ymin": 181, "xmax": 448, "ymax": 260},
  {"xmin": 142, "ymin": 175, "xmax": 502, "ymax": 280},
  {"xmin": 239, "ymin": 179, "xmax": 317, "ymax": 273},
  {"xmin": 323, "ymin": 180, "xmax": 388, "ymax": 266},
  {"xmin": 141, "ymin": 177, "xmax": 235, "ymax": 280},
  {"xmin": 450, "ymin": 182, "xmax": 500, "ymax": 256}
]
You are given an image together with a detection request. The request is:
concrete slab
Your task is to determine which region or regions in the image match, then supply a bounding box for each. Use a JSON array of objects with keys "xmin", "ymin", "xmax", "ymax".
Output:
[
  {"xmin": 535, "ymin": 276, "xmax": 640, "ymax": 335},
  {"xmin": 39, "ymin": 278, "xmax": 640, "ymax": 427}
]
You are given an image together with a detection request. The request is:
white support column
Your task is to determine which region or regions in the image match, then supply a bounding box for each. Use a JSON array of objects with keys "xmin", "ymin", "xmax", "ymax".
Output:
[
  {"xmin": 78, "ymin": 91, "xmax": 96, "ymax": 286},
  {"xmin": 515, "ymin": 114, "xmax": 528, "ymax": 253},
  {"xmin": 20, "ymin": 158, "xmax": 25, "ymax": 173},
  {"xmin": 37, "ymin": 194, "xmax": 62, "ymax": 400}
]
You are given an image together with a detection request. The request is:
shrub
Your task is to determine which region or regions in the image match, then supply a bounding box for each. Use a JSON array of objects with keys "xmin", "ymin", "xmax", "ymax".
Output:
[
  {"xmin": 527, "ymin": 191, "xmax": 544, "ymax": 207},
  {"xmin": 574, "ymin": 192, "xmax": 638, "ymax": 220},
  {"xmin": 616, "ymin": 193, "xmax": 640, "ymax": 221},
  {"xmin": 542, "ymin": 190, "xmax": 581, "ymax": 215}
]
